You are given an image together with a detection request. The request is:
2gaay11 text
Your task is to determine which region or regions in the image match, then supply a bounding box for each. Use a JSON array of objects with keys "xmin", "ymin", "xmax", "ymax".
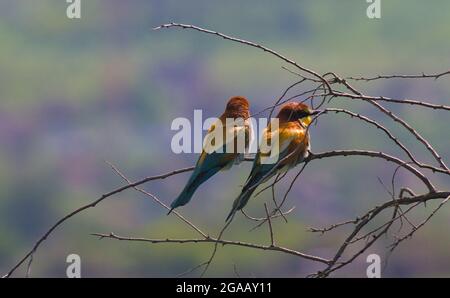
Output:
[{"xmin": 176, "ymin": 282, "xmax": 271, "ymax": 295}]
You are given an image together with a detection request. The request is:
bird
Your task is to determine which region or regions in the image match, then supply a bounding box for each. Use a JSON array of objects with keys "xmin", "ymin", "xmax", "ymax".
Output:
[
  {"xmin": 226, "ymin": 102, "xmax": 319, "ymax": 221},
  {"xmin": 169, "ymin": 96, "xmax": 252, "ymax": 213}
]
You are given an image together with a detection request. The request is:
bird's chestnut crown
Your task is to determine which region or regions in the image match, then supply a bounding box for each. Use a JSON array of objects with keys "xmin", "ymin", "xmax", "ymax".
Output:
[
  {"xmin": 277, "ymin": 102, "xmax": 319, "ymax": 125},
  {"xmin": 226, "ymin": 96, "xmax": 249, "ymax": 109},
  {"xmin": 223, "ymin": 96, "xmax": 250, "ymax": 119}
]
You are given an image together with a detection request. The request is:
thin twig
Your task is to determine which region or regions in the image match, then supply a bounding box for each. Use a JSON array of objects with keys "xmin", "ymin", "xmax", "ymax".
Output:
[
  {"xmin": 346, "ymin": 70, "xmax": 450, "ymax": 82},
  {"xmin": 264, "ymin": 204, "xmax": 275, "ymax": 246}
]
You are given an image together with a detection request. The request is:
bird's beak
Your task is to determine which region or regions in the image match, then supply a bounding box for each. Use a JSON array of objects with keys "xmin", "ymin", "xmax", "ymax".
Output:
[{"xmin": 310, "ymin": 110, "xmax": 322, "ymax": 116}]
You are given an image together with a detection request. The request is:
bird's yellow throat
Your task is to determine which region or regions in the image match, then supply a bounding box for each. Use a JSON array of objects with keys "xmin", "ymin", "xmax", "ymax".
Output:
[{"xmin": 300, "ymin": 115, "xmax": 313, "ymax": 127}]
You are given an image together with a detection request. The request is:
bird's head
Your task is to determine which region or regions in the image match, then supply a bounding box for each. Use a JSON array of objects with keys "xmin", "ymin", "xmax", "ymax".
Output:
[
  {"xmin": 223, "ymin": 96, "xmax": 250, "ymax": 119},
  {"xmin": 277, "ymin": 102, "xmax": 320, "ymax": 126}
]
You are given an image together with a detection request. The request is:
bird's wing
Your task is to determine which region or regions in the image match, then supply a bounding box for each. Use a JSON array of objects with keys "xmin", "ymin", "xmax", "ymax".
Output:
[
  {"xmin": 226, "ymin": 123, "xmax": 308, "ymax": 221},
  {"xmin": 191, "ymin": 118, "xmax": 248, "ymax": 176},
  {"xmin": 202, "ymin": 118, "xmax": 249, "ymax": 155},
  {"xmin": 258, "ymin": 123, "xmax": 304, "ymax": 165}
]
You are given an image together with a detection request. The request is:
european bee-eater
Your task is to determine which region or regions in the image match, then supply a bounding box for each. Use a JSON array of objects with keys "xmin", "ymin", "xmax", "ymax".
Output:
[
  {"xmin": 169, "ymin": 96, "xmax": 252, "ymax": 213},
  {"xmin": 226, "ymin": 102, "xmax": 319, "ymax": 221}
]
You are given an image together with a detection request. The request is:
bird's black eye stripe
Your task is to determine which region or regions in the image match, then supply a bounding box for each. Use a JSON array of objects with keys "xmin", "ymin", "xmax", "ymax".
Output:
[{"xmin": 297, "ymin": 110, "xmax": 310, "ymax": 118}]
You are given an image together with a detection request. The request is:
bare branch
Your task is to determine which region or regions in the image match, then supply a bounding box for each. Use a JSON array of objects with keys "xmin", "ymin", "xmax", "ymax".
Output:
[
  {"xmin": 241, "ymin": 207, "xmax": 295, "ymax": 222},
  {"xmin": 91, "ymin": 232, "xmax": 332, "ymax": 265},
  {"xmin": 322, "ymin": 108, "xmax": 448, "ymax": 174},
  {"xmin": 2, "ymin": 165, "xmax": 195, "ymax": 278},
  {"xmin": 346, "ymin": 70, "xmax": 450, "ymax": 82},
  {"xmin": 307, "ymin": 150, "xmax": 435, "ymax": 192},
  {"xmin": 153, "ymin": 22, "xmax": 332, "ymax": 91},
  {"xmin": 389, "ymin": 195, "xmax": 450, "ymax": 251},
  {"xmin": 308, "ymin": 218, "xmax": 361, "ymax": 234}
]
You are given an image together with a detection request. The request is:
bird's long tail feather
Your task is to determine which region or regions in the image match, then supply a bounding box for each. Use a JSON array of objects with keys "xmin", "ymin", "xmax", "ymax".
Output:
[
  {"xmin": 226, "ymin": 172, "xmax": 265, "ymax": 221},
  {"xmin": 169, "ymin": 167, "xmax": 220, "ymax": 213}
]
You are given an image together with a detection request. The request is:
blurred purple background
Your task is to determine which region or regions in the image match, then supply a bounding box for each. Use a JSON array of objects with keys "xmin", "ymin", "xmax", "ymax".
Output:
[{"xmin": 0, "ymin": 0, "xmax": 449, "ymax": 277}]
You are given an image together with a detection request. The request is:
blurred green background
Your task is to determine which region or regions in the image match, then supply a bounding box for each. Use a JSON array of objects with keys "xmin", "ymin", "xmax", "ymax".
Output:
[{"xmin": 0, "ymin": 0, "xmax": 449, "ymax": 277}]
